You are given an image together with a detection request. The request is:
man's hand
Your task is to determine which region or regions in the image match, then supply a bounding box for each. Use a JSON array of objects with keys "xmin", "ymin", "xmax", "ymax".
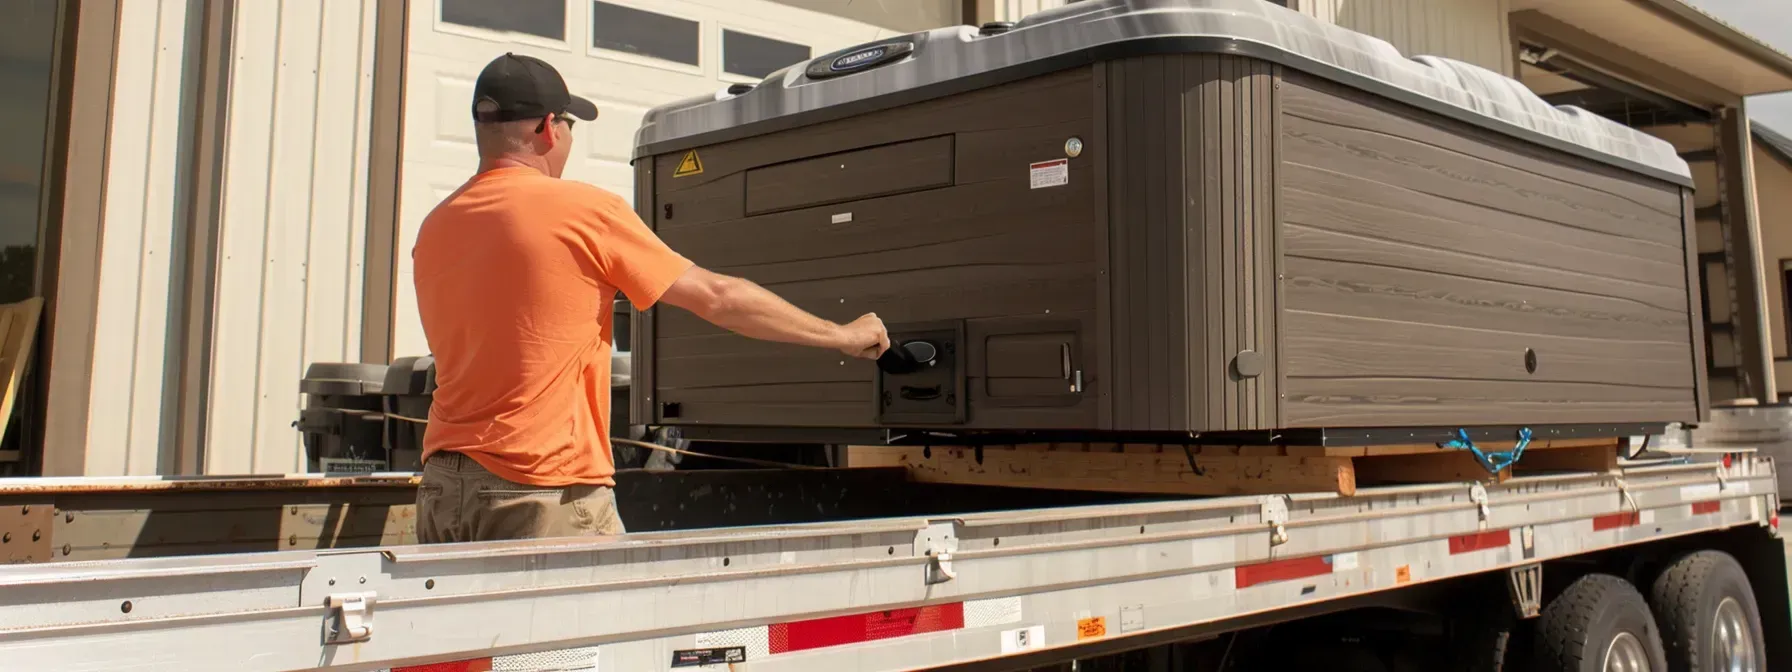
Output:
[{"xmin": 836, "ymin": 313, "xmax": 890, "ymax": 359}]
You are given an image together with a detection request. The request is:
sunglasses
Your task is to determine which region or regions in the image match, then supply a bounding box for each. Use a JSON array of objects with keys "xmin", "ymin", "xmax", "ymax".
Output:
[{"xmin": 534, "ymin": 113, "xmax": 576, "ymax": 134}]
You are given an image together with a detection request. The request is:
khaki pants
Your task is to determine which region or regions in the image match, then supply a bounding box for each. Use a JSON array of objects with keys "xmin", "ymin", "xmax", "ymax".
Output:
[{"xmin": 416, "ymin": 451, "xmax": 625, "ymax": 544}]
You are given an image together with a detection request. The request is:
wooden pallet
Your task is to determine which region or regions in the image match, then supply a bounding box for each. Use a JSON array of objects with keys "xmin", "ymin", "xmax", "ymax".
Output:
[
  {"xmin": 0, "ymin": 298, "xmax": 41, "ymax": 463},
  {"xmin": 845, "ymin": 438, "xmax": 1622, "ymax": 498}
]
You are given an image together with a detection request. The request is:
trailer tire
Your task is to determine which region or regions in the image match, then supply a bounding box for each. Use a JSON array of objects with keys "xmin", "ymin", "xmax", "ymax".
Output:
[
  {"xmin": 1647, "ymin": 550, "xmax": 1765, "ymax": 672},
  {"xmin": 1533, "ymin": 573, "xmax": 1668, "ymax": 672},
  {"xmin": 1451, "ymin": 609, "xmax": 1516, "ymax": 672}
]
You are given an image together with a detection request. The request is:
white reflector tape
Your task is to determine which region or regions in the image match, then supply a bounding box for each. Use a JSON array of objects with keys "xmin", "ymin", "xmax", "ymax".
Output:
[
  {"xmin": 492, "ymin": 645, "xmax": 601, "ymax": 671},
  {"xmin": 695, "ymin": 626, "xmax": 771, "ymax": 659},
  {"xmin": 1682, "ymin": 484, "xmax": 1721, "ymax": 500},
  {"xmin": 964, "ymin": 596, "xmax": 1024, "ymax": 628}
]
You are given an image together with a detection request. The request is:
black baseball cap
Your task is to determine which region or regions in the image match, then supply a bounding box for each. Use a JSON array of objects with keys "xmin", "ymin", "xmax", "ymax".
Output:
[{"xmin": 471, "ymin": 53, "xmax": 598, "ymax": 123}]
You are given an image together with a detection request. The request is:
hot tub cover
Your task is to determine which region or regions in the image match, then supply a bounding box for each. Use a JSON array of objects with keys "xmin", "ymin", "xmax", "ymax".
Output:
[{"xmin": 633, "ymin": 0, "xmax": 1690, "ymax": 185}]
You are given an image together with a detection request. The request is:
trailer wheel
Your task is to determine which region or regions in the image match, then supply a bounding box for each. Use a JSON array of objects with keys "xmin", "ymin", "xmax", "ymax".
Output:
[
  {"xmin": 1647, "ymin": 550, "xmax": 1765, "ymax": 672},
  {"xmin": 1534, "ymin": 573, "xmax": 1669, "ymax": 672},
  {"xmin": 1451, "ymin": 608, "xmax": 1517, "ymax": 672}
]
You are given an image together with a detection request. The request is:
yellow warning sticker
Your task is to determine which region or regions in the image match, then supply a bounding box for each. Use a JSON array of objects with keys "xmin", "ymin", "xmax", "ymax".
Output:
[
  {"xmin": 1076, "ymin": 616, "xmax": 1107, "ymax": 641},
  {"xmin": 673, "ymin": 150, "xmax": 704, "ymax": 177}
]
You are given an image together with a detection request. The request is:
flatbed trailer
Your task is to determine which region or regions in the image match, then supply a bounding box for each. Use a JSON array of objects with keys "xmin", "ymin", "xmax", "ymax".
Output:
[{"xmin": 0, "ymin": 451, "xmax": 1784, "ymax": 671}]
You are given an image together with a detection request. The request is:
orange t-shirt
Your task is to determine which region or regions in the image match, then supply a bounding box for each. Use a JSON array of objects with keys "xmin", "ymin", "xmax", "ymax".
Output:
[{"xmin": 411, "ymin": 166, "xmax": 692, "ymax": 487}]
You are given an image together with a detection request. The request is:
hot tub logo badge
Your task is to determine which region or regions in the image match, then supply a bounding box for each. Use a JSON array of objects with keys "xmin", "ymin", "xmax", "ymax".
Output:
[{"xmin": 832, "ymin": 46, "xmax": 887, "ymax": 71}]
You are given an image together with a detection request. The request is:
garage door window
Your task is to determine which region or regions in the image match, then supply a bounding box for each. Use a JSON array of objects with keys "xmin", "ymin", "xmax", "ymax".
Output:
[
  {"xmin": 591, "ymin": 2, "xmax": 700, "ymax": 67},
  {"xmin": 722, "ymin": 29, "xmax": 811, "ymax": 79},
  {"xmin": 441, "ymin": 0, "xmax": 565, "ymax": 41}
]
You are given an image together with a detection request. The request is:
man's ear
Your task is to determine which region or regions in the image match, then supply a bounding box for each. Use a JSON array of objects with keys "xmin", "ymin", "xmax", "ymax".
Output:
[{"xmin": 537, "ymin": 114, "xmax": 559, "ymax": 150}]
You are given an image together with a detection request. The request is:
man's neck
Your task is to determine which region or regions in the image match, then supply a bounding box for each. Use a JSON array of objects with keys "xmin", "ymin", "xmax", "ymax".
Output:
[{"xmin": 477, "ymin": 155, "xmax": 551, "ymax": 176}]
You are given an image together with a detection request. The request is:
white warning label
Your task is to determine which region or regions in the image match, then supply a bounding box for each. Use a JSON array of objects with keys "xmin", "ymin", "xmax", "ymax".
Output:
[{"xmin": 1029, "ymin": 159, "xmax": 1069, "ymax": 189}]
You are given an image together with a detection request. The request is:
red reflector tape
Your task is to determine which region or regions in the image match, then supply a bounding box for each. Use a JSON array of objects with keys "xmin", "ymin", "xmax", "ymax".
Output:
[
  {"xmin": 1235, "ymin": 555, "xmax": 1332, "ymax": 589},
  {"xmin": 1448, "ymin": 529, "xmax": 1510, "ymax": 555},
  {"xmin": 1593, "ymin": 512, "xmax": 1641, "ymax": 531},
  {"xmin": 391, "ymin": 660, "xmax": 493, "ymax": 672},
  {"xmin": 1691, "ymin": 500, "xmax": 1722, "ymax": 515},
  {"xmin": 769, "ymin": 603, "xmax": 965, "ymax": 654}
]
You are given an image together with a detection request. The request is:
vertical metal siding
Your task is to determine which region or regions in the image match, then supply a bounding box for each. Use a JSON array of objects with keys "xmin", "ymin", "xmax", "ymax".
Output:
[
  {"xmin": 1754, "ymin": 146, "xmax": 1792, "ymax": 365},
  {"xmin": 994, "ymin": 0, "xmax": 1070, "ymax": 23},
  {"xmin": 204, "ymin": 0, "xmax": 377, "ymax": 474},
  {"xmin": 1301, "ymin": 0, "xmax": 1513, "ymax": 76},
  {"xmin": 88, "ymin": 0, "xmax": 197, "ymax": 475}
]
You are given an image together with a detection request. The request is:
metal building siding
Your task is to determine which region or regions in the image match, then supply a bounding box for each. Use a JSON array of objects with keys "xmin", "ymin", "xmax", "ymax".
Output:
[
  {"xmin": 993, "ymin": 0, "xmax": 1072, "ymax": 22},
  {"xmin": 87, "ymin": 0, "xmax": 196, "ymax": 475},
  {"xmin": 1752, "ymin": 144, "xmax": 1792, "ymax": 367},
  {"xmin": 1300, "ymin": 0, "xmax": 1513, "ymax": 76},
  {"xmin": 204, "ymin": 0, "xmax": 377, "ymax": 474}
]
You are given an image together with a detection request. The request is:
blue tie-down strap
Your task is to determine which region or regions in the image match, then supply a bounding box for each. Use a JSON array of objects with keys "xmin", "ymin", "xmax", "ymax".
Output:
[{"xmin": 1437, "ymin": 427, "xmax": 1534, "ymax": 475}]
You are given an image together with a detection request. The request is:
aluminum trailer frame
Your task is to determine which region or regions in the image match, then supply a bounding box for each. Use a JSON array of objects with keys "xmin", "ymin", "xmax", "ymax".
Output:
[
  {"xmin": 0, "ymin": 468, "xmax": 1163, "ymax": 564},
  {"xmin": 0, "ymin": 456, "xmax": 1781, "ymax": 672}
]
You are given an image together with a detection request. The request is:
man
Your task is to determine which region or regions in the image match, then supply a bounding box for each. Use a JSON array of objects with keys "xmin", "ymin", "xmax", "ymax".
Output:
[{"xmin": 411, "ymin": 53, "xmax": 890, "ymax": 544}]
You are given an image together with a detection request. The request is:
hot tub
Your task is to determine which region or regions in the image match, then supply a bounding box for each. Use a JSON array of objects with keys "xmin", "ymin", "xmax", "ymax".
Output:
[{"xmin": 627, "ymin": 0, "xmax": 1703, "ymax": 444}]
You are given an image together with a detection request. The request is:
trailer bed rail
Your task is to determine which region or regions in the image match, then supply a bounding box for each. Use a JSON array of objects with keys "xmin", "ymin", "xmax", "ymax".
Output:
[{"xmin": 0, "ymin": 457, "xmax": 1778, "ymax": 671}]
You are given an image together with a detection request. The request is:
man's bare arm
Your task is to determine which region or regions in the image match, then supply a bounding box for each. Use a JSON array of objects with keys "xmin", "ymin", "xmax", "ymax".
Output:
[{"xmin": 658, "ymin": 266, "xmax": 890, "ymax": 359}]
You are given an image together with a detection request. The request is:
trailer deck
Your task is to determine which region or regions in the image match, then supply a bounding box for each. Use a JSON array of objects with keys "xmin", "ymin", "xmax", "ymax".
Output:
[{"xmin": 0, "ymin": 454, "xmax": 1779, "ymax": 671}]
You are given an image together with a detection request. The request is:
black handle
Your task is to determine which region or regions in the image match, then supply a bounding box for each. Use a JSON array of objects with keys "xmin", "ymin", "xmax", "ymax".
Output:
[
  {"xmin": 899, "ymin": 385, "xmax": 942, "ymax": 401},
  {"xmin": 876, "ymin": 340, "xmax": 939, "ymax": 375}
]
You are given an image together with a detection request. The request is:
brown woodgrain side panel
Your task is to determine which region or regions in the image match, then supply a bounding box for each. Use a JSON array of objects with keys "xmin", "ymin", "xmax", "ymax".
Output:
[
  {"xmin": 1282, "ymin": 82, "xmax": 1682, "ymax": 247},
  {"xmin": 1102, "ymin": 54, "xmax": 1281, "ymax": 432},
  {"xmin": 631, "ymin": 159, "xmax": 656, "ymax": 426},
  {"xmin": 1107, "ymin": 56, "xmax": 1188, "ymax": 431},
  {"xmin": 1199, "ymin": 54, "xmax": 1220, "ymax": 431},
  {"xmin": 1276, "ymin": 71, "xmax": 1697, "ymax": 428},
  {"xmin": 1684, "ymin": 187, "xmax": 1710, "ymax": 420},
  {"xmin": 1183, "ymin": 55, "xmax": 1278, "ymax": 431},
  {"xmin": 652, "ymin": 68, "xmax": 1100, "ymax": 429},
  {"xmin": 1259, "ymin": 60, "xmax": 1282, "ymax": 432},
  {"xmin": 744, "ymin": 135, "xmax": 954, "ymax": 215},
  {"xmin": 1281, "ymin": 163, "xmax": 1685, "ymax": 275},
  {"xmin": 1271, "ymin": 62, "xmax": 1288, "ymax": 427},
  {"xmin": 1279, "ymin": 76, "xmax": 1682, "ymax": 221},
  {"xmin": 653, "ymin": 68, "xmax": 1095, "ymax": 196},
  {"xmin": 1285, "ymin": 379, "xmax": 1692, "ymax": 426},
  {"xmin": 1284, "ymin": 311, "xmax": 1693, "ymax": 387},
  {"xmin": 1103, "ymin": 54, "xmax": 1278, "ymax": 432},
  {"xmin": 656, "ymin": 173, "xmax": 744, "ymax": 232},
  {"xmin": 1093, "ymin": 63, "xmax": 1114, "ymax": 430}
]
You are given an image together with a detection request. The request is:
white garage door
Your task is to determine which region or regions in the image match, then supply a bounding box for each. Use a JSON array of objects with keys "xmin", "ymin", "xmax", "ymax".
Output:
[{"xmin": 395, "ymin": 0, "xmax": 909, "ymax": 357}]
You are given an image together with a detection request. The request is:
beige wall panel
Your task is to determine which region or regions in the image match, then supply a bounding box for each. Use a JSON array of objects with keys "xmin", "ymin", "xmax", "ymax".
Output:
[
  {"xmin": 772, "ymin": 0, "xmax": 959, "ymax": 32},
  {"xmin": 993, "ymin": 0, "xmax": 1072, "ymax": 22},
  {"xmin": 1302, "ymin": 0, "xmax": 1513, "ymax": 76},
  {"xmin": 86, "ymin": 0, "xmax": 195, "ymax": 475},
  {"xmin": 1754, "ymin": 146, "xmax": 1792, "ymax": 364},
  {"xmin": 204, "ymin": 0, "xmax": 377, "ymax": 474}
]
